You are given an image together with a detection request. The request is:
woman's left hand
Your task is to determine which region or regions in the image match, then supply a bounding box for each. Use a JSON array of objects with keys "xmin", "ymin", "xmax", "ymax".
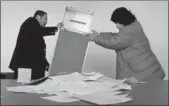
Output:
[
  {"xmin": 125, "ymin": 77, "xmax": 140, "ymax": 84},
  {"xmin": 85, "ymin": 30, "xmax": 99, "ymax": 41}
]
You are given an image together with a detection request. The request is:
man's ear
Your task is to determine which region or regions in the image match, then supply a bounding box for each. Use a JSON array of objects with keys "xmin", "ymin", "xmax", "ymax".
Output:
[{"xmin": 35, "ymin": 15, "xmax": 41, "ymax": 21}]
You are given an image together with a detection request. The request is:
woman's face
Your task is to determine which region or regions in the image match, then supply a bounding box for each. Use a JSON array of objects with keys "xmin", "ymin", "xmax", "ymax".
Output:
[{"xmin": 115, "ymin": 23, "xmax": 124, "ymax": 30}]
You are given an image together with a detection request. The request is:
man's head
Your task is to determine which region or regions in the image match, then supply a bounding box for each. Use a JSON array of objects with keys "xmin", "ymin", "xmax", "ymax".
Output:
[
  {"xmin": 34, "ymin": 10, "xmax": 47, "ymax": 27},
  {"xmin": 110, "ymin": 7, "xmax": 136, "ymax": 30}
]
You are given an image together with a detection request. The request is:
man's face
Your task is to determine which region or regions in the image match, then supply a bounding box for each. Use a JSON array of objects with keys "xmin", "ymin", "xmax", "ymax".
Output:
[{"xmin": 39, "ymin": 14, "xmax": 47, "ymax": 27}]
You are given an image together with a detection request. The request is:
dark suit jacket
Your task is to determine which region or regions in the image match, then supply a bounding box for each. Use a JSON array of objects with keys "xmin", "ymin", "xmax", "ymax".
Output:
[{"xmin": 9, "ymin": 17, "xmax": 58, "ymax": 73}]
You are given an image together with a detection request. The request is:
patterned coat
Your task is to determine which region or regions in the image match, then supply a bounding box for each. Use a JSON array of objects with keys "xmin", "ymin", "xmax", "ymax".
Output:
[{"xmin": 93, "ymin": 21, "xmax": 165, "ymax": 81}]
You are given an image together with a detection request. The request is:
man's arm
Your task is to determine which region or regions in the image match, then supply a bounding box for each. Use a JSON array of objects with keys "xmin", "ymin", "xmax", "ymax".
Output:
[
  {"xmin": 93, "ymin": 32, "xmax": 133, "ymax": 50},
  {"xmin": 35, "ymin": 26, "xmax": 58, "ymax": 37}
]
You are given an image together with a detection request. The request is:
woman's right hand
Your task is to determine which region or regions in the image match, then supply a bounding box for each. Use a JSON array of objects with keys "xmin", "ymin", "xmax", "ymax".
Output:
[{"xmin": 85, "ymin": 30, "xmax": 99, "ymax": 42}]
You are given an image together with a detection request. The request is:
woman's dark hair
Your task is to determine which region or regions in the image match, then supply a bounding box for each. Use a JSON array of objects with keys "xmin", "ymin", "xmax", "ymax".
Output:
[
  {"xmin": 111, "ymin": 7, "xmax": 136, "ymax": 26},
  {"xmin": 34, "ymin": 10, "xmax": 47, "ymax": 17}
]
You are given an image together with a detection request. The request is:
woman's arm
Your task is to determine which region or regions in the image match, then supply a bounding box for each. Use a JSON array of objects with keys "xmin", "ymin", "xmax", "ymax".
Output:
[{"xmin": 93, "ymin": 32, "xmax": 133, "ymax": 50}]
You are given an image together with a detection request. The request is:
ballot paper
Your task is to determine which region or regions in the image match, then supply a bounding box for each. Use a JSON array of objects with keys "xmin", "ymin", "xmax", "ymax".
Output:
[
  {"xmin": 41, "ymin": 92, "xmax": 80, "ymax": 103},
  {"xmin": 17, "ymin": 68, "xmax": 31, "ymax": 84},
  {"xmin": 49, "ymin": 72, "xmax": 85, "ymax": 82},
  {"xmin": 81, "ymin": 72, "xmax": 98, "ymax": 76},
  {"xmin": 73, "ymin": 90, "xmax": 133, "ymax": 105},
  {"xmin": 7, "ymin": 85, "xmax": 37, "ymax": 93},
  {"xmin": 7, "ymin": 71, "xmax": 133, "ymax": 105},
  {"xmin": 42, "ymin": 96, "xmax": 80, "ymax": 103},
  {"xmin": 57, "ymin": 81, "xmax": 116, "ymax": 95},
  {"xmin": 28, "ymin": 78, "xmax": 62, "ymax": 95},
  {"xmin": 82, "ymin": 72, "xmax": 104, "ymax": 81}
]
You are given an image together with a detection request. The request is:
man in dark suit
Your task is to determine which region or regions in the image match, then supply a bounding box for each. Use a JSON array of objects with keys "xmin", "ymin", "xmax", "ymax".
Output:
[{"xmin": 9, "ymin": 10, "xmax": 62, "ymax": 80}]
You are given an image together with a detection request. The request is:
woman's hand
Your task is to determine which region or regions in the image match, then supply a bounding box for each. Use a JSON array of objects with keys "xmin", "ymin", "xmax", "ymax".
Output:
[
  {"xmin": 85, "ymin": 30, "xmax": 99, "ymax": 42},
  {"xmin": 125, "ymin": 77, "xmax": 140, "ymax": 84}
]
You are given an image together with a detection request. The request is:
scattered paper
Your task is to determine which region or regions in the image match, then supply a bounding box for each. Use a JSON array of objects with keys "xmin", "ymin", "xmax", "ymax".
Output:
[
  {"xmin": 49, "ymin": 72, "xmax": 85, "ymax": 82},
  {"xmin": 30, "ymin": 79, "xmax": 60, "ymax": 95},
  {"xmin": 82, "ymin": 73, "xmax": 104, "ymax": 81},
  {"xmin": 57, "ymin": 81, "xmax": 112, "ymax": 95},
  {"xmin": 7, "ymin": 85, "xmax": 36, "ymax": 93},
  {"xmin": 41, "ymin": 92, "xmax": 80, "ymax": 103},
  {"xmin": 17, "ymin": 68, "xmax": 31, "ymax": 84},
  {"xmin": 97, "ymin": 77, "xmax": 127, "ymax": 85},
  {"xmin": 81, "ymin": 72, "xmax": 97, "ymax": 76},
  {"xmin": 6, "ymin": 71, "xmax": 133, "ymax": 104},
  {"xmin": 73, "ymin": 90, "xmax": 132, "ymax": 105},
  {"xmin": 116, "ymin": 83, "xmax": 132, "ymax": 90}
]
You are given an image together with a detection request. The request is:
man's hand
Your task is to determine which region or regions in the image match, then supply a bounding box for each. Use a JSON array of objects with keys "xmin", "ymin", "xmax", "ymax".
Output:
[
  {"xmin": 85, "ymin": 30, "xmax": 99, "ymax": 42},
  {"xmin": 45, "ymin": 65, "xmax": 49, "ymax": 71},
  {"xmin": 56, "ymin": 22, "xmax": 64, "ymax": 29}
]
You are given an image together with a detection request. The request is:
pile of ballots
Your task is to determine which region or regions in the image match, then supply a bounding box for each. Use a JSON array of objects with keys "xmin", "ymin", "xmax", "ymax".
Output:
[{"xmin": 7, "ymin": 72, "xmax": 133, "ymax": 105}]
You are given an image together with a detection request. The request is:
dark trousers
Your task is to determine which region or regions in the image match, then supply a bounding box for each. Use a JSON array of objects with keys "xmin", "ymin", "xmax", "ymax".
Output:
[{"xmin": 13, "ymin": 66, "xmax": 45, "ymax": 80}]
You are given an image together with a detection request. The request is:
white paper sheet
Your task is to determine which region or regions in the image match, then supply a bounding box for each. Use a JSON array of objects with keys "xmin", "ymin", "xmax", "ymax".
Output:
[
  {"xmin": 6, "ymin": 71, "xmax": 133, "ymax": 105},
  {"xmin": 7, "ymin": 85, "xmax": 37, "ymax": 93},
  {"xmin": 41, "ymin": 92, "xmax": 80, "ymax": 103},
  {"xmin": 17, "ymin": 68, "xmax": 31, "ymax": 84},
  {"xmin": 49, "ymin": 72, "xmax": 85, "ymax": 82},
  {"xmin": 81, "ymin": 72, "xmax": 97, "ymax": 76},
  {"xmin": 82, "ymin": 73, "xmax": 104, "ymax": 81},
  {"xmin": 57, "ymin": 81, "xmax": 112, "ymax": 95},
  {"xmin": 73, "ymin": 90, "xmax": 132, "ymax": 105}
]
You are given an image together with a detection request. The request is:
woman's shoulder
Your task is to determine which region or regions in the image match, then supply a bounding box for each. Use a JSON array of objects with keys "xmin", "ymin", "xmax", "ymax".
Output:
[{"xmin": 120, "ymin": 21, "xmax": 143, "ymax": 34}]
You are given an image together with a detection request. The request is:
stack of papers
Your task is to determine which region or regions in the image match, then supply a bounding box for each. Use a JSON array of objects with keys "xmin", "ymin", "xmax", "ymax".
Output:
[
  {"xmin": 73, "ymin": 90, "xmax": 132, "ymax": 105},
  {"xmin": 58, "ymin": 81, "xmax": 111, "ymax": 95},
  {"xmin": 6, "ymin": 85, "xmax": 45, "ymax": 94},
  {"xmin": 41, "ymin": 92, "xmax": 80, "ymax": 103},
  {"xmin": 82, "ymin": 72, "xmax": 104, "ymax": 81},
  {"xmin": 6, "ymin": 72, "xmax": 133, "ymax": 104},
  {"xmin": 17, "ymin": 68, "xmax": 31, "ymax": 84},
  {"xmin": 49, "ymin": 72, "xmax": 85, "ymax": 81}
]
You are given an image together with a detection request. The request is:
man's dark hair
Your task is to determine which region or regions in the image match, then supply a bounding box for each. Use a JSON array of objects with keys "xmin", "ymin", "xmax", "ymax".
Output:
[
  {"xmin": 34, "ymin": 10, "xmax": 47, "ymax": 17},
  {"xmin": 111, "ymin": 7, "xmax": 136, "ymax": 26}
]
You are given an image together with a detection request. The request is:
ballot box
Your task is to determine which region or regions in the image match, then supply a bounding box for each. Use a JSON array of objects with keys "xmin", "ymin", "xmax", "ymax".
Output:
[
  {"xmin": 48, "ymin": 7, "xmax": 94, "ymax": 76},
  {"xmin": 62, "ymin": 6, "xmax": 94, "ymax": 34},
  {"xmin": 49, "ymin": 30, "xmax": 89, "ymax": 76}
]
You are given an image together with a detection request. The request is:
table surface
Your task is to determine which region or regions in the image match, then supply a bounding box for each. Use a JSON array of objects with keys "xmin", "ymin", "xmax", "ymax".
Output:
[{"xmin": 1, "ymin": 78, "xmax": 168, "ymax": 105}]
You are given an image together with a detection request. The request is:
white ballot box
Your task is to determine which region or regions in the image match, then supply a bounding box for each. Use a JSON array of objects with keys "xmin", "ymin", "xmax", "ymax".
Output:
[
  {"xmin": 62, "ymin": 6, "xmax": 94, "ymax": 34},
  {"xmin": 48, "ymin": 7, "xmax": 94, "ymax": 76}
]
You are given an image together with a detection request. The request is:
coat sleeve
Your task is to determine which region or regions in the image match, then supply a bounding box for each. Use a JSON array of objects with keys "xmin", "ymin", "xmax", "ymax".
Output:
[
  {"xmin": 26, "ymin": 18, "xmax": 58, "ymax": 37},
  {"xmin": 34, "ymin": 26, "xmax": 58, "ymax": 37},
  {"xmin": 93, "ymin": 32, "xmax": 133, "ymax": 50}
]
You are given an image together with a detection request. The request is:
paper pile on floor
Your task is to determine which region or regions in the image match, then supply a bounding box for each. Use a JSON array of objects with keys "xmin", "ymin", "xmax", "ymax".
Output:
[{"xmin": 7, "ymin": 72, "xmax": 132, "ymax": 104}]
